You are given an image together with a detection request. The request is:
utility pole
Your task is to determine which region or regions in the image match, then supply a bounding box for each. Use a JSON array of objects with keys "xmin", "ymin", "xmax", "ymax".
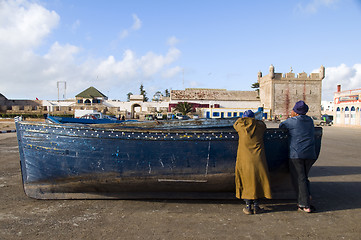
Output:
[{"xmin": 182, "ymin": 68, "xmax": 184, "ymax": 89}]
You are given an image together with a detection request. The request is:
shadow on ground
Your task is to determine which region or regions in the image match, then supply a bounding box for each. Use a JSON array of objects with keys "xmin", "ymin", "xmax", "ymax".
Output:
[
  {"xmin": 311, "ymin": 166, "xmax": 361, "ymax": 177},
  {"xmin": 138, "ymin": 179, "xmax": 361, "ymax": 214}
]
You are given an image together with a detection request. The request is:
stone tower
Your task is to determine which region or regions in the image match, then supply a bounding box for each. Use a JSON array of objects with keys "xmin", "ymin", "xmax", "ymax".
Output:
[{"xmin": 258, "ymin": 65, "xmax": 325, "ymax": 119}]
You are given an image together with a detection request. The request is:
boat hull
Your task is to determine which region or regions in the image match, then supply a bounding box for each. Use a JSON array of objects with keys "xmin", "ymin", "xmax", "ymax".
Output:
[{"xmin": 15, "ymin": 120, "xmax": 322, "ymax": 199}]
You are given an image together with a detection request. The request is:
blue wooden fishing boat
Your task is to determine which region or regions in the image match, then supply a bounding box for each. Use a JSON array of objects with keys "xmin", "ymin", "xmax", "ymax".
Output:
[{"xmin": 15, "ymin": 118, "xmax": 322, "ymax": 200}]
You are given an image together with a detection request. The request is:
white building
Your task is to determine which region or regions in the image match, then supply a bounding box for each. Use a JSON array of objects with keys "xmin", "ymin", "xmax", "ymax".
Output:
[
  {"xmin": 321, "ymin": 101, "xmax": 334, "ymax": 115},
  {"xmin": 333, "ymin": 85, "xmax": 361, "ymax": 127}
]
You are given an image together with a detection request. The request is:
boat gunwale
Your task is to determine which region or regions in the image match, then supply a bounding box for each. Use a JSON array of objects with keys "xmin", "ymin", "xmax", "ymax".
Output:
[{"xmin": 16, "ymin": 120, "xmax": 291, "ymax": 134}]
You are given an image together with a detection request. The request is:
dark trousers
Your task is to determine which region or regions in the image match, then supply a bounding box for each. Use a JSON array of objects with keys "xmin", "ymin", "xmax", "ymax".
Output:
[{"xmin": 289, "ymin": 158, "xmax": 316, "ymax": 208}]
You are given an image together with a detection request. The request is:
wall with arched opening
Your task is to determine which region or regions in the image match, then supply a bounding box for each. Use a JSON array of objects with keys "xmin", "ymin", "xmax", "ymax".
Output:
[{"xmin": 131, "ymin": 104, "xmax": 142, "ymax": 119}]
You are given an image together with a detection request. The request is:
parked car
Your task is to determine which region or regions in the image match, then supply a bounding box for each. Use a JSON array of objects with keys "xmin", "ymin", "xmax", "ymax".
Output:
[
  {"xmin": 322, "ymin": 114, "xmax": 333, "ymax": 125},
  {"xmin": 145, "ymin": 114, "xmax": 155, "ymax": 120},
  {"xmin": 156, "ymin": 113, "xmax": 164, "ymax": 120},
  {"xmin": 177, "ymin": 115, "xmax": 190, "ymax": 120},
  {"xmin": 312, "ymin": 116, "xmax": 326, "ymax": 126},
  {"xmin": 175, "ymin": 113, "xmax": 183, "ymax": 119},
  {"xmin": 167, "ymin": 113, "xmax": 175, "ymax": 120}
]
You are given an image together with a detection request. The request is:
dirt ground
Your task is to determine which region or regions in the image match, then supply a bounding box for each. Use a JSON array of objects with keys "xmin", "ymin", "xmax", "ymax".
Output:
[
  {"xmin": 1, "ymin": 121, "xmax": 361, "ymax": 240},
  {"xmin": 0, "ymin": 119, "xmax": 15, "ymax": 131}
]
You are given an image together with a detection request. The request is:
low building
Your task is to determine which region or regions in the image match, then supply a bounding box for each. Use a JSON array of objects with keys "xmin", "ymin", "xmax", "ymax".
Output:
[
  {"xmin": 0, "ymin": 93, "xmax": 42, "ymax": 115},
  {"xmin": 169, "ymin": 88, "xmax": 262, "ymax": 117},
  {"xmin": 75, "ymin": 86, "xmax": 107, "ymax": 105},
  {"xmin": 42, "ymin": 99, "xmax": 75, "ymax": 114},
  {"xmin": 333, "ymin": 85, "xmax": 361, "ymax": 127}
]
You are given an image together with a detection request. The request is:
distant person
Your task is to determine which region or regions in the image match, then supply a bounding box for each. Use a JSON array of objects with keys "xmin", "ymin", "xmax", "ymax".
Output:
[
  {"xmin": 279, "ymin": 101, "xmax": 317, "ymax": 213},
  {"xmin": 233, "ymin": 110, "xmax": 272, "ymax": 215},
  {"xmin": 121, "ymin": 115, "xmax": 125, "ymax": 120}
]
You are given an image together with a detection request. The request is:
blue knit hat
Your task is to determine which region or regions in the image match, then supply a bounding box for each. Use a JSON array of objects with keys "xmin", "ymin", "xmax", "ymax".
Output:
[
  {"xmin": 293, "ymin": 101, "xmax": 309, "ymax": 115},
  {"xmin": 243, "ymin": 110, "xmax": 255, "ymax": 118}
]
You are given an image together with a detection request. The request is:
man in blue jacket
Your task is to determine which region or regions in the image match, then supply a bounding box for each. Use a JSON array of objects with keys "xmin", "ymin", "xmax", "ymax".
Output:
[{"xmin": 279, "ymin": 101, "xmax": 317, "ymax": 213}]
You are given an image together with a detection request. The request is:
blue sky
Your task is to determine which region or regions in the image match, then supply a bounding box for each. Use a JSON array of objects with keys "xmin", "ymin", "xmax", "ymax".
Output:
[{"xmin": 1, "ymin": 0, "xmax": 361, "ymax": 101}]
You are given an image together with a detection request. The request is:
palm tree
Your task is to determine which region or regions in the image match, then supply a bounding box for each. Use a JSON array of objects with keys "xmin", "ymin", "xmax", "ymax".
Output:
[
  {"xmin": 251, "ymin": 82, "xmax": 259, "ymax": 90},
  {"xmin": 251, "ymin": 82, "xmax": 260, "ymax": 97},
  {"xmin": 153, "ymin": 91, "xmax": 163, "ymax": 102},
  {"xmin": 174, "ymin": 102, "xmax": 193, "ymax": 116},
  {"xmin": 126, "ymin": 92, "xmax": 133, "ymax": 102},
  {"xmin": 139, "ymin": 84, "xmax": 148, "ymax": 102}
]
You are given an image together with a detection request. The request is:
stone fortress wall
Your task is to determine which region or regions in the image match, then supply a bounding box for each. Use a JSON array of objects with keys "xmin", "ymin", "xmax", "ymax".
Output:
[{"xmin": 258, "ymin": 65, "xmax": 324, "ymax": 119}]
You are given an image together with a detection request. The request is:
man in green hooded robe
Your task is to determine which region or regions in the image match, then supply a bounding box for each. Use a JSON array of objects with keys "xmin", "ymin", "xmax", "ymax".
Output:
[{"xmin": 233, "ymin": 110, "xmax": 272, "ymax": 215}]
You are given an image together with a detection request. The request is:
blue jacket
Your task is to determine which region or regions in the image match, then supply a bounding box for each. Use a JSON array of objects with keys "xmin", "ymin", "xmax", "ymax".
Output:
[{"xmin": 279, "ymin": 115, "xmax": 316, "ymax": 160}]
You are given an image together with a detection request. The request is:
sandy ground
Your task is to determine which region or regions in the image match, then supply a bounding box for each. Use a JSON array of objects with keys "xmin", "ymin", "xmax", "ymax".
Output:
[
  {"xmin": 1, "ymin": 121, "xmax": 361, "ymax": 239},
  {"xmin": 0, "ymin": 119, "xmax": 15, "ymax": 131}
]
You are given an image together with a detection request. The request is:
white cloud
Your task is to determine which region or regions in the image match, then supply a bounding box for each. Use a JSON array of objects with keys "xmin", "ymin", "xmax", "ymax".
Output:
[
  {"xmin": 44, "ymin": 42, "xmax": 80, "ymax": 63},
  {"xmin": 0, "ymin": 1, "xmax": 182, "ymax": 100},
  {"xmin": 71, "ymin": 19, "xmax": 80, "ymax": 33},
  {"xmin": 95, "ymin": 50, "xmax": 139, "ymax": 79},
  {"xmin": 295, "ymin": 0, "xmax": 339, "ymax": 14},
  {"xmin": 119, "ymin": 14, "xmax": 141, "ymax": 39},
  {"xmin": 321, "ymin": 64, "xmax": 361, "ymax": 100},
  {"xmin": 0, "ymin": 0, "xmax": 59, "ymax": 49},
  {"xmin": 162, "ymin": 66, "xmax": 182, "ymax": 78},
  {"xmin": 131, "ymin": 14, "xmax": 142, "ymax": 30},
  {"xmin": 167, "ymin": 36, "xmax": 179, "ymax": 46},
  {"xmin": 119, "ymin": 29, "xmax": 129, "ymax": 39},
  {"xmin": 140, "ymin": 48, "xmax": 181, "ymax": 77}
]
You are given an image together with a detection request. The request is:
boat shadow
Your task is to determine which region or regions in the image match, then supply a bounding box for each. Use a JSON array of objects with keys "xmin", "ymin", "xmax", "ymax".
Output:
[
  {"xmin": 310, "ymin": 166, "xmax": 361, "ymax": 177},
  {"xmin": 140, "ymin": 179, "xmax": 361, "ymax": 213}
]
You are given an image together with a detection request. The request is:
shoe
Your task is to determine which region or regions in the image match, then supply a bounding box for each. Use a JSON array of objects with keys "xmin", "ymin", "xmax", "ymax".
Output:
[
  {"xmin": 298, "ymin": 206, "xmax": 312, "ymax": 213},
  {"xmin": 243, "ymin": 207, "xmax": 253, "ymax": 215},
  {"xmin": 253, "ymin": 206, "xmax": 264, "ymax": 214}
]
